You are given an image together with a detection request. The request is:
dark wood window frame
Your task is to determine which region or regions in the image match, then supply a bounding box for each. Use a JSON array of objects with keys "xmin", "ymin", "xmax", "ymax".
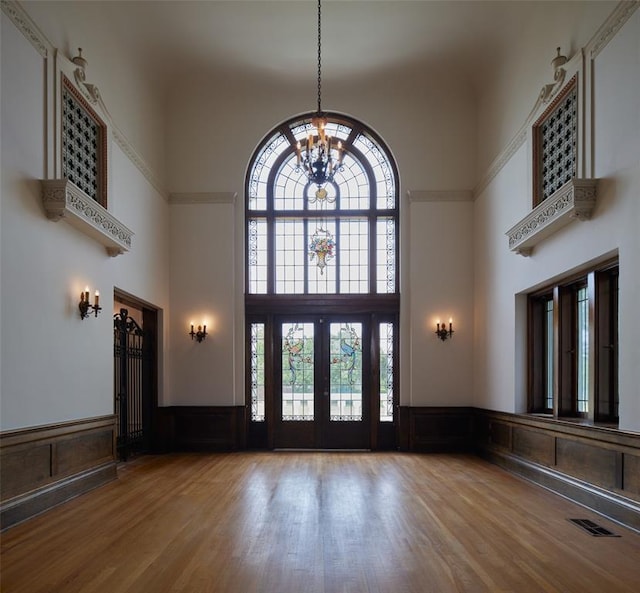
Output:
[{"xmin": 528, "ymin": 259, "xmax": 619, "ymax": 425}]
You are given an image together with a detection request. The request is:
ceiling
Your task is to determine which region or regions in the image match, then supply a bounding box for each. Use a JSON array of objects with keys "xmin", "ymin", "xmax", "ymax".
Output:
[{"xmin": 27, "ymin": 0, "xmax": 569, "ymax": 93}]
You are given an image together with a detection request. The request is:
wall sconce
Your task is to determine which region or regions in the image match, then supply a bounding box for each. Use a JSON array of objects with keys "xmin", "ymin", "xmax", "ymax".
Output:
[
  {"xmin": 190, "ymin": 323, "xmax": 207, "ymax": 343},
  {"xmin": 79, "ymin": 287, "xmax": 101, "ymax": 320},
  {"xmin": 435, "ymin": 318, "xmax": 454, "ymax": 341}
]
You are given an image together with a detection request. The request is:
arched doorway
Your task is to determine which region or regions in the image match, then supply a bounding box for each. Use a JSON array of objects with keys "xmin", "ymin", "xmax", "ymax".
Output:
[{"xmin": 245, "ymin": 113, "xmax": 399, "ymax": 449}]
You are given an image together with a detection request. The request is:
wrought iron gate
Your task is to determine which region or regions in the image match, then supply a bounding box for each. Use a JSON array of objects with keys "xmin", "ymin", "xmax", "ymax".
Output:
[{"xmin": 113, "ymin": 308, "xmax": 147, "ymax": 461}]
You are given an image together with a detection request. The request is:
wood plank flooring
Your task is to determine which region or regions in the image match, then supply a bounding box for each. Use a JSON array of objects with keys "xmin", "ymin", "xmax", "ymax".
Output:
[{"xmin": 1, "ymin": 452, "xmax": 639, "ymax": 593}]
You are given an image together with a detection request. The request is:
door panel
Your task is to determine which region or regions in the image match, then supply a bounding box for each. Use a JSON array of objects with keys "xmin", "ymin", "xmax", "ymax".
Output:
[{"xmin": 274, "ymin": 317, "xmax": 370, "ymax": 449}]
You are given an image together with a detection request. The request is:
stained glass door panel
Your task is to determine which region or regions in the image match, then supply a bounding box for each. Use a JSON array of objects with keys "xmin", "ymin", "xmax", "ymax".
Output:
[
  {"xmin": 329, "ymin": 323, "xmax": 363, "ymax": 421},
  {"xmin": 274, "ymin": 318, "xmax": 370, "ymax": 449},
  {"xmin": 281, "ymin": 322, "xmax": 315, "ymax": 421}
]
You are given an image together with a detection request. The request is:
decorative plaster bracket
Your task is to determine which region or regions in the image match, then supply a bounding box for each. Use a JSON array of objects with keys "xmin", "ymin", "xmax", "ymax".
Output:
[
  {"xmin": 41, "ymin": 179, "xmax": 133, "ymax": 257},
  {"xmin": 71, "ymin": 48, "xmax": 101, "ymax": 105},
  {"xmin": 539, "ymin": 47, "xmax": 568, "ymax": 105},
  {"xmin": 506, "ymin": 178, "xmax": 597, "ymax": 257}
]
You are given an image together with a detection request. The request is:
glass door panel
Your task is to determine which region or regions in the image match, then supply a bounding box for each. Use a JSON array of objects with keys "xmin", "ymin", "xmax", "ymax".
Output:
[
  {"xmin": 329, "ymin": 322, "xmax": 363, "ymax": 421},
  {"xmin": 274, "ymin": 317, "xmax": 370, "ymax": 449},
  {"xmin": 281, "ymin": 322, "xmax": 315, "ymax": 421}
]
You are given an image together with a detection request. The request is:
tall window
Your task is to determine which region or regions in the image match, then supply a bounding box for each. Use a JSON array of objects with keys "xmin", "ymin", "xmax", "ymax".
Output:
[
  {"xmin": 528, "ymin": 261, "xmax": 618, "ymax": 424},
  {"xmin": 245, "ymin": 114, "xmax": 399, "ymax": 448},
  {"xmin": 246, "ymin": 113, "xmax": 398, "ymax": 295}
]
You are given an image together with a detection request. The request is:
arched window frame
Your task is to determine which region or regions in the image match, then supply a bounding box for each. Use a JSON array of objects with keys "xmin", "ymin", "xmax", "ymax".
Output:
[{"xmin": 245, "ymin": 113, "xmax": 399, "ymax": 298}]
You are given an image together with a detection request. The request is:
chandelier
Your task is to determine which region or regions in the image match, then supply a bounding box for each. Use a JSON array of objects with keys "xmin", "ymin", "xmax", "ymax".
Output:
[{"xmin": 295, "ymin": 0, "xmax": 344, "ymax": 191}]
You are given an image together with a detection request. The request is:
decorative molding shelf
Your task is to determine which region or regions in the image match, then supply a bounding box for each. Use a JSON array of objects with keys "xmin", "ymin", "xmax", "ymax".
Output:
[
  {"xmin": 41, "ymin": 179, "xmax": 133, "ymax": 257},
  {"xmin": 506, "ymin": 178, "xmax": 597, "ymax": 256}
]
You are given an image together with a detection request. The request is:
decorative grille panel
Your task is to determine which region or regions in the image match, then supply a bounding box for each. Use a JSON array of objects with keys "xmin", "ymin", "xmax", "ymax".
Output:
[
  {"xmin": 62, "ymin": 81, "xmax": 104, "ymax": 204},
  {"xmin": 536, "ymin": 81, "xmax": 577, "ymax": 203}
]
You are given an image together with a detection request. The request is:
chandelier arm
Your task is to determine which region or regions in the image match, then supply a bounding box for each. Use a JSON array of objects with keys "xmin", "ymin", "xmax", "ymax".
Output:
[{"xmin": 317, "ymin": 0, "xmax": 322, "ymax": 115}]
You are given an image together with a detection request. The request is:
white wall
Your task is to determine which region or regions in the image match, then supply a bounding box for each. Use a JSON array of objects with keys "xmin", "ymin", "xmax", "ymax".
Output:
[
  {"xmin": 475, "ymin": 0, "xmax": 614, "ymax": 178},
  {"xmin": 406, "ymin": 198, "xmax": 474, "ymax": 406},
  {"xmin": 0, "ymin": 10, "xmax": 170, "ymax": 430},
  {"xmin": 165, "ymin": 54, "xmax": 477, "ymax": 408},
  {"xmin": 3, "ymin": 1, "xmax": 636, "ymax": 433},
  {"xmin": 473, "ymin": 8, "xmax": 640, "ymax": 431},
  {"xmin": 167, "ymin": 197, "xmax": 237, "ymax": 406},
  {"xmin": 21, "ymin": 0, "xmax": 167, "ymax": 181}
]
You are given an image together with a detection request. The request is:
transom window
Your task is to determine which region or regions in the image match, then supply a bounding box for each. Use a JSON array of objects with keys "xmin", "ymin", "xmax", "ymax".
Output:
[{"xmin": 246, "ymin": 113, "xmax": 398, "ymax": 295}]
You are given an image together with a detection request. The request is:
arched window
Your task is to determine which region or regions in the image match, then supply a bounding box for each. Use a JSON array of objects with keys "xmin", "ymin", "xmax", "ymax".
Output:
[{"xmin": 246, "ymin": 113, "xmax": 398, "ymax": 295}]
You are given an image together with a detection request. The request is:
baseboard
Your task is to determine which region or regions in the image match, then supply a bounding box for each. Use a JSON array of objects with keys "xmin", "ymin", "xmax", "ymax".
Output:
[
  {"xmin": 0, "ymin": 415, "xmax": 117, "ymax": 530},
  {"xmin": 479, "ymin": 447, "xmax": 640, "ymax": 533},
  {"xmin": 1, "ymin": 462, "xmax": 116, "ymax": 530}
]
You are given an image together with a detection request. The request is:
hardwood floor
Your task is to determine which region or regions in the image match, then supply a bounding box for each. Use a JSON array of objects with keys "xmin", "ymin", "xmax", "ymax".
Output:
[{"xmin": 1, "ymin": 452, "xmax": 639, "ymax": 593}]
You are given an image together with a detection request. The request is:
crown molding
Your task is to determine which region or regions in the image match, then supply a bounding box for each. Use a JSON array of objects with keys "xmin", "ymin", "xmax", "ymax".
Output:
[
  {"xmin": 407, "ymin": 190, "xmax": 473, "ymax": 203},
  {"xmin": 474, "ymin": 1, "xmax": 637, "ymax": 200},
  {"xmin": 589, "ymin": 0, "xmax": 639, "ymax": 59},
  {"xmin": 1, "ymin": 0, "xmax": 49, "ymax": 57},
  {"xmin": 4, "ymin": 1, "xmax": 169, "ymax": 204},
  {"xmin": 474, "ymin": 127, "xmax": 528, "ymax": 198},
  {"xmin": 169, "ymin": 192, "xmax": 238, "ymax": 205},
  {"xmin": 111, "ymin": 127, "xmax": 168, "ymax": 201}
]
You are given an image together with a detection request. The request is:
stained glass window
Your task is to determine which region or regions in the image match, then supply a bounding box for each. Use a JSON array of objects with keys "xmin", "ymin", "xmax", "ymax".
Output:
[
  {"xmin": 246, "ymin": 113, "xmax": 398, "ymax": 295},
  {"xmin": 250, "ymin": 323, "xmax": 265, "ymax": 422},
  {"xmin": 379, "ymin": 322, "xmax": 394, "ymax": 422}
]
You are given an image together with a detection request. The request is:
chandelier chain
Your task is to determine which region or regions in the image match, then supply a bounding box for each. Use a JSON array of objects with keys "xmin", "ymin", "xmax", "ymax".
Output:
[{"xmin": 317, "ymin": 0, "xmax": 322, "ymax": 114}]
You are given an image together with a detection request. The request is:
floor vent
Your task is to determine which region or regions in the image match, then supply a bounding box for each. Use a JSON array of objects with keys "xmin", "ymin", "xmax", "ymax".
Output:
[{"xmin": 568, "ymin": 518, "xmax": 620, "ymax": 537}]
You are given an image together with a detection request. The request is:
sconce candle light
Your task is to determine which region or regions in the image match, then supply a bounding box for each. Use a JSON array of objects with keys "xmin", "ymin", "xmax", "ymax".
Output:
[
  {"xmin": 79, "ymin": 287, "xmax": 101, "ymax": 320},
  {"xmin": 435, "ymin": 318, "xmax": 454, "ymax": 341},
  {"xmin": 190, "ymin": 323, "xmax": 207, "ymax": 343}
]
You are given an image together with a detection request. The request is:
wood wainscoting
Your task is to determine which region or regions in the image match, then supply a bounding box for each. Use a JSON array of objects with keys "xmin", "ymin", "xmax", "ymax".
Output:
[
  {"xmin": 0, "ymin": 415, "xmax": 117, "ymax": 530},
  {"xmin": 398, "ymin": 406, "xmax": 475, "ymax": 452},
  {"xmin": 474, "ymin": 410, "xmax": 640, "ymax": 531},
  {"xmin": 157, "ymin": 406, "xmax": 247, "ymax": 452}
]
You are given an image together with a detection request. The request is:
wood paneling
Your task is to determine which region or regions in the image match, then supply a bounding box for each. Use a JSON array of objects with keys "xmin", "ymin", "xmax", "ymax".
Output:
[
  {"xmin": 161, "ymin": 406, "xmax": 244, "ymax": 451},
  {"xmin": 490, "ymin": 420, "xmax": 511, "ymax": 449},
  {"xmin": 0, "ymin": 416, "xmax": 117, "ymax": 530},
  {"xmin": 475, "ymin": 409, "xmax": 640, "ymax": 531},
  {"xmin": 513, "ymin": 426, "xmax": 555, "ymax": 466},
  {"xmin": 401, "ymin": 407, "xmax": 474, "ymax": 452},
  {"xmin": 0, "ymin": 444, "xmax": 51, "ymax": 500},
  {"xmin": 625, "ymin": 454, "xmax": 640, "ymax": 497},
  {"xmin": 556, "ymin": 438, "xmax": 620, "ymax": 490}
]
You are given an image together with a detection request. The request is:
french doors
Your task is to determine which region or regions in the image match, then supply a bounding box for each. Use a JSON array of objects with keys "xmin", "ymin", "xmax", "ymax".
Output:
[{"xmin": 275, "ymin": 316, "xmax": 370, "ymax": 449}]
